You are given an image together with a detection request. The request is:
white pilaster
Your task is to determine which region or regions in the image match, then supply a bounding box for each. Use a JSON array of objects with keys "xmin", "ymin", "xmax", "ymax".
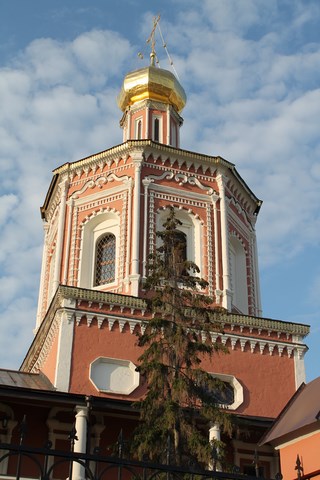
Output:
[
  {"xmin": 62, "ymin": 198, "xmax": 74, "ymax": 285},
  {"xmin": 293, "ymin": 335, "xmax": 307, "ymax": 389},
  {"xmin": 216, "ymin": 174, "xmax": 232, "ymax": 310},
  {"xmin": 211, "ymin": 192, "xmax": 222, "ymax": 304},
  {"xmin": 166, "ymin": 106, "xmax": 170, "ymax": 145},
  {"xmin": 145, "ymin": 105, "xmax": 149, "ymax": 139},
  {"xmin": 125, "ymin": 178, "xmax": 133, "ymax": 292},
  {"xmin": 52, "ymin": 179, "xmax": 68, "ymax": 293},
  {"xmin": 130, "ymin": 152, "xmax": 143, "ymax": 295},
  {"xmin": 54, "ymin": 300, "xmax": 76, "ymax": 391}
]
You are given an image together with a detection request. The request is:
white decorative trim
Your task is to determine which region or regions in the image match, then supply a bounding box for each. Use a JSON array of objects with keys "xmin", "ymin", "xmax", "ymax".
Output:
[
  {"xmin": 89, "ymin": 357, "xmax": 140, "ymax": 394},
  {"xmin": 73, "ymin": 310, "xmax": 306, "ymax": 359},
  {"xmin": 293, "ymin": 334, "xmax": 307, "ymax": 388},
  {"xmin": 216, "ymin": 174, "xmax": 232, "ymax": 310},
  {"xmin": 210, "ymin": 373, "xmax": 244, "ymax": 410}
]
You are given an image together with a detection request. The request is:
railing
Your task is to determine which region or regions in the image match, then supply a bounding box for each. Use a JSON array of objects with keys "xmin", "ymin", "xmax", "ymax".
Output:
[{"xmin": 0, "ymin": 441, "xmax": 266, "ymax": 480}]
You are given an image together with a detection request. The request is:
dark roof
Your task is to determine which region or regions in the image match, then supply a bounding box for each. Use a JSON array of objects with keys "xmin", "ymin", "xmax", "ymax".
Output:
[
  {"xmin": 260, "ymin": 376, "xmax": 320, "ymax": 446},
  {"xmin": 0, "ymin": 368, "xmax": 55, "ymax": 391}
]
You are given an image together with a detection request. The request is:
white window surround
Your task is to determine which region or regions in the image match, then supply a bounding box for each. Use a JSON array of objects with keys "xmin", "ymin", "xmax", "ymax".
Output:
[
  {"xmin": 135, "ymin": 117, "xmax": 143, "ymax": 140},
  {"xmin": 156, "ymin": 208, "xmax": 202, "ymax": 276},
  {"xmin": 210, "ymin": 373, "xmax": 244, "ymax": 410},
  {"xmin": 89, "ymin": 357, "xmax": 140, "ymax": 395},
  {"xmin": 152, "ymin": 114, "xmax": 163, "ymax": 143},
  {"xmin": 79, "ymin": 212, "xmax": 120, "ymax": 290}
]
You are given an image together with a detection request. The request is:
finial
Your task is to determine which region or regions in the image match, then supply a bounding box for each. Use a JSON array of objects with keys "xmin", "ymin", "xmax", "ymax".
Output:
[{"xmin": 146, "ymin": 14, "xmax": 161, "ymax": 66}]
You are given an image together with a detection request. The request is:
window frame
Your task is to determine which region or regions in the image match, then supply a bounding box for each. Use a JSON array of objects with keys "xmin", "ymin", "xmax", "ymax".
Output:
[
  {"xmin": 94, "ymin": 232, "xmax": 116, "ymax": 287},
  {"xmin": 135, "ymin": 117, "xmax": 143, "ymax": 140},
  {"xmin": 79, "ymin": 212, "xmax": 120, "ymax": 290},
  {"xmin": 152, "ymin": 115, "xmax": 162, "ymax": 143}
]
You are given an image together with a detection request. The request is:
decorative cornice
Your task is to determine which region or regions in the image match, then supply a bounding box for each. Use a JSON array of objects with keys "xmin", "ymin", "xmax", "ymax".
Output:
[
  {"xmin": 21, "ymin": 284, "xmax": 309, "ymax": 374},
  {"xmin": 72, "ymin": 310, "xmax": 308, "ymax": 359}
]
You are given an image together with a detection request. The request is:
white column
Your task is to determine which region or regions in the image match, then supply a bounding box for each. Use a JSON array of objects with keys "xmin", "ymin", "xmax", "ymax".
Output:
[
  {"xmin": 72, "ymin": 406, "xmax": 89, "ymax": 480},
  {"xmin": 216, "ymin": 174, "xmax": 232, "ymax": 310},
  {"xmin": 52, "ymin": 179, "xmax": 68, "ymax": 293},
  {"xmin": 209, "ymin": 423, "xmax": 221, "ymax": 471},
  {"xmin": 130, "ymin": 152, "xmax": 143, "ymax": 295}
]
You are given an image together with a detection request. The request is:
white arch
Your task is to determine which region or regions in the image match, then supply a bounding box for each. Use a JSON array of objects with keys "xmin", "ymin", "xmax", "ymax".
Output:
[
  {"xmin": 78, "ymin": 211, "xmax": 120, "ymax": 289},
  {"xmin": 156, "ymin": 206, "xmax": 203, "ymax": 276}
]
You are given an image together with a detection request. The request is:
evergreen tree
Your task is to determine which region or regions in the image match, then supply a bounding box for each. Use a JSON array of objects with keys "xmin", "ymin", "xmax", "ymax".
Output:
[{"xmin": 132, "ymin": 207, "xmax": 231, "ymax": 468}]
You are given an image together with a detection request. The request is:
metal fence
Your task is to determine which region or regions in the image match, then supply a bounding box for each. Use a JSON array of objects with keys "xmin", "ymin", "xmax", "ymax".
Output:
[{"xmin": 0, "ymin": 440, "xmax": 269, "ymax": 480}]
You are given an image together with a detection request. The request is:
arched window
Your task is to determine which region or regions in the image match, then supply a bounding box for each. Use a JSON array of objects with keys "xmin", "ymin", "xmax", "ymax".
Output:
[
  {"xmin": 137, "ymin": 119, "xmax": 142, "ymax": 140},
  {"xmin": 94, "ymin": 233, "xmax": 116, "ymax": 286},
  {"xmin": 154, "ymin": 118, "xmax": 159, "ymax": 142},
  {"xmin": 156, "ymin": 208, "xmax": 203, "ymax": 277}
]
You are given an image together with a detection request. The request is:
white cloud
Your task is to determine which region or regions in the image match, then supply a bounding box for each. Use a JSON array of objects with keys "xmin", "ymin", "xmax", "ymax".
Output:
[{"xmin": 0, "ymin": 194, "xmax": 19, "ymax": 225}]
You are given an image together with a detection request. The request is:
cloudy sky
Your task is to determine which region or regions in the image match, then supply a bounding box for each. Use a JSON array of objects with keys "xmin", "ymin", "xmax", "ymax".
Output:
[{"xmin": 0, "ymin": 0, "xmax": 319, "ymax": 381}]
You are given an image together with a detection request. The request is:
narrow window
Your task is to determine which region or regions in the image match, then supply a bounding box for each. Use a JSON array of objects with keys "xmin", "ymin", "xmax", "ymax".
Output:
[
  {"xmin": 170, "ymin": 121, "xmax": 177, "ymax": 147},
  {"xmin": 95, "ymin": 233, "xmax": 116, "ymax": 286},
  {"xmin": 137, "ymin": 120, "xmax": 142, "ymax": 140},
  {"xmin": 154, "ymin": 118, "xmax": 159, "ymax": 142}
]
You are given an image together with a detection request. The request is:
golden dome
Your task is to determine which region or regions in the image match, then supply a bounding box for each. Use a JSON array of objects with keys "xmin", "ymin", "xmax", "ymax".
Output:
[{"xmin": 117, "ymin": 65, "xmax": 186, "ymax": 113}]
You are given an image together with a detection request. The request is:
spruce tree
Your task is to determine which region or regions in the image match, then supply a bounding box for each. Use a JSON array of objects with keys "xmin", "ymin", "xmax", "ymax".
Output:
[{"xmin": 132, "ymin": 207, "xmax": 231, "ymax": 468}]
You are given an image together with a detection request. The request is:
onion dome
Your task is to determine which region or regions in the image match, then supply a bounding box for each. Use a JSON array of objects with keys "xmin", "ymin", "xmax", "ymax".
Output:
[{"xmin": 117, "ymin": 62, "xmax": 186, "ymax": 114}]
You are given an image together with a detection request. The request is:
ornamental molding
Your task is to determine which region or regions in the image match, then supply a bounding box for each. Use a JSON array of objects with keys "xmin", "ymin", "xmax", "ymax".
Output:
[
  {"xmin": 79, "ymin": 206, "xmax": 121, "ymax": 227},
  {"xmin": 77, "ymin": 193, "xmax": 124, "ymax": 214},
  {"xmin": 145, "ymin": 170, "xmax": 216, "ymax": 195},
  {"xmin": 31, "ymin": 308, "xmax": 65, "ymax": 373},
  {"xmin": 51, "ymin": 140, "xmax": 259, "ymax": 211},
  {"xmin": 153, "ymin": 190, "xmax": 208, "ymax": 211},
  {"xmin": 22, "ymin": 284, "xmax": 309, "ymax": 374},
  {"xmin": 227, "ymin": 181, "xmax": 253, "ymax": 213},
  {"xmin": 145, "ymin": 156, "xmax": 216, "ymax": 176},
  {"xmin": 156, "ymin": 204, "xmax": 204, "ymax": 225},
  {"xmin": 150, "ymin": 183, "xmax": 212, "ymax": 204},
  {"xmin": 229, "ymin": 229, "xmax": 249, "ymax": 255},
  {"xmin": 70, "ymin": 174, "xmax": 131, "ymax": 200},
  {"xmin": 69, "ymin": 164, "xmax": 131, "ymax": 188},
  {"xmin": 73, "ymin": 310, "xmax": 307, "ymax": 359},
  {"xmin": 228, "ymin": 197, "xmax": 253, "ymax": 230}
]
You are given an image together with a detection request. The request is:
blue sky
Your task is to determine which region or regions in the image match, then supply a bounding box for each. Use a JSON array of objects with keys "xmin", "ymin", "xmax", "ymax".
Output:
[{"xmin": 0, "ymin": 0, "xmax": 319, "ymax": 382}]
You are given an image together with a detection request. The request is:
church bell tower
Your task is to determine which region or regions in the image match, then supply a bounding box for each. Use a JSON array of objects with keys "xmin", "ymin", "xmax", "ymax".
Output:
[
  {"xmin": 36, "ymin": 49, "xmax": 263, "ymax": 328},
  {"xmin": 19, "ymin": 24, "xmax": 309, "ymax": 475}
]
